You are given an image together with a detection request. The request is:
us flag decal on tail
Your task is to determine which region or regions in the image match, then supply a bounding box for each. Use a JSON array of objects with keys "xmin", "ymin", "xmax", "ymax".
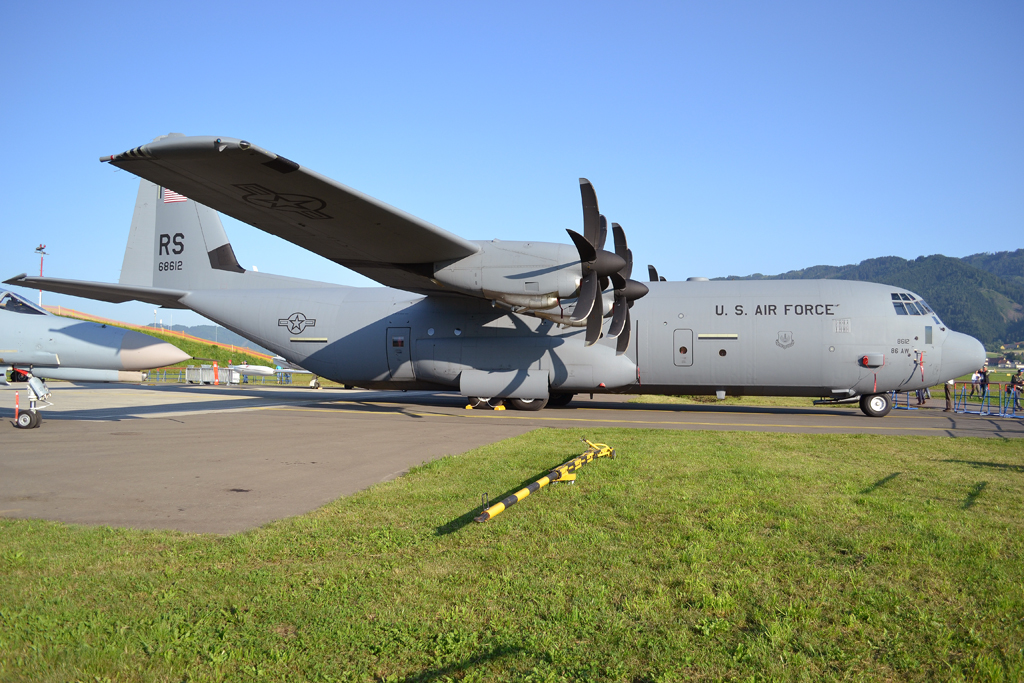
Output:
[{"xmin": 163, "ymin": 188, "xmax": 187, "ymax": 203}]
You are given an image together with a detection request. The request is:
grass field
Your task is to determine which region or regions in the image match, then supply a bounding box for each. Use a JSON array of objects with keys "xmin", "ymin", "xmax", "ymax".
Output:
[{"xmin": 2, "ymin": 430, "xmax": 1023, "ymax": 681}]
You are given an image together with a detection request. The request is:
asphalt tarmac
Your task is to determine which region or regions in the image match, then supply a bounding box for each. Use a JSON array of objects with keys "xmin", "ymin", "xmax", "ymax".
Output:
[{"xmin": 2, "ymin": 383, "xmax": 1021, "ymax": 534}]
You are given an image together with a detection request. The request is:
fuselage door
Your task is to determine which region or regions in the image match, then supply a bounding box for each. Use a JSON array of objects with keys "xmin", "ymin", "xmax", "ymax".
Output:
[
  {"xmin": 673, "ymin": 329, "xmax": 693, "ymax": 367},
  {"xmin": 386, "ymin": 327, "xmax": 415, "ymax": 380}
]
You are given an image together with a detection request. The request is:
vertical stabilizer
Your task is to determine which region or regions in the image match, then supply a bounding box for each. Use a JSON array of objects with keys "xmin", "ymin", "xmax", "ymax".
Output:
[
  {"xmin": 118, "ymin": 174, "xmax": 245, "ymax": 290},
  {"xmin": 118, "ymin": 179, "xmax": 157, "ymax": 286}
]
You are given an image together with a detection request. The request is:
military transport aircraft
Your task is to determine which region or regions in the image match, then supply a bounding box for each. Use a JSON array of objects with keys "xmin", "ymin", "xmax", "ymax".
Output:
[
  {"xmin": 1, "ymin": 289, "xmax": 190, "ymax": 426},
  {"xmin": 6, "ymin": 134, "xmax": 986, "ymax": 417}
]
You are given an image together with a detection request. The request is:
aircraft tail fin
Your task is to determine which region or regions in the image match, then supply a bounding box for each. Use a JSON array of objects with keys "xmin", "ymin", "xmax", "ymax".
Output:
[{"xmin": 119, "ymin": 175, "xmax": 245, "ymax": 290}]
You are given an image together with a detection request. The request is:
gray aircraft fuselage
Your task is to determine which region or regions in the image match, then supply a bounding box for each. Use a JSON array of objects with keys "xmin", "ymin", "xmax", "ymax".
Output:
[{"xmin": 178, "ymin": 276, "xmax": 979, "ymax": 399}]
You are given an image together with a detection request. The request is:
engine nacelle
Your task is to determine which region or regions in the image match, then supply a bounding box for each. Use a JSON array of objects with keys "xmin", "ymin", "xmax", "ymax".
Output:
[{"xmin": 432, "ymin": 240, "xmax": 582, "ymax": 310}]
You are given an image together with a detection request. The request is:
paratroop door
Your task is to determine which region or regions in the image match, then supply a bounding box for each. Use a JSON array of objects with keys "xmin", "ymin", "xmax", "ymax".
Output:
[{"xmin": 386, "ymin": 327, "xmax": 415, "ymax": 380}]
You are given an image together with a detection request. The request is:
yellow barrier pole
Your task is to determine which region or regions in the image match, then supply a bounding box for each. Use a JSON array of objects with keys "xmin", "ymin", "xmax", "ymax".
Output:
[{"xmin": 475, "ymin": 439, "xmax": 615, "ymax": 522}]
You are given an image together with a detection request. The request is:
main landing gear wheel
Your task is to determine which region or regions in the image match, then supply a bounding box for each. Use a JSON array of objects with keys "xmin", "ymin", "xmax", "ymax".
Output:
[
  {"xmin": 548, "ymin": 392, "xmax": 574, "ymax": 407},
  {"xmin": 860, "ymin": 393, "xmax": 893, "ymax": 418},
  {"xmin": 507, "ymin": 397, "xmax": 549, "ymax": 411}
]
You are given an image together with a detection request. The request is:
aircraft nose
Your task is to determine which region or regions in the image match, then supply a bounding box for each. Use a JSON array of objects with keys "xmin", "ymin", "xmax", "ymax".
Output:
[
  {"xmin": 118, "ymin": 330, "xmax": 191, "ymax": 370},
  {"xmin": 941, "ymin": 331, "xmax": 986, "ymax": 380}
]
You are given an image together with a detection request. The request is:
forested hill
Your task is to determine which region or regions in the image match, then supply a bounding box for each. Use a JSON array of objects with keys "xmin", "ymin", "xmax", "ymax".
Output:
[
  {"xmin": 960, "ymin": 249, "xmax": 1024, "ymax": 287},
  {"xmin": 715, "ymin": 251, "xmax": 1024, "ymax": 347}
]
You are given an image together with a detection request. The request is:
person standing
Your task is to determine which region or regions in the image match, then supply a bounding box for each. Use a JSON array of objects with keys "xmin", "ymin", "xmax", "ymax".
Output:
[
  {"xmin": 970, "ymin": 370, "xmax": 981, "ymax": 397},
  {"xmin": 979, "ymin": 366, "xmax": 990, "ymax": 401},
  {"xmin": 944, "ymin": 378, "xmax": 954, "ymax": 412}
]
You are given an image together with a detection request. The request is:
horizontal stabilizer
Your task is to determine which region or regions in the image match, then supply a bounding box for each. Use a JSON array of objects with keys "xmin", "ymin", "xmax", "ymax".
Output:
[{"xmin": 4, "ymin": 274, "xmax": 188, "ymax": 309}]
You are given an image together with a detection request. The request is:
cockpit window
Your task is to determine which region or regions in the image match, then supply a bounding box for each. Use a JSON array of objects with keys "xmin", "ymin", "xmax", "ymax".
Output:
[
  {"xmin": 891, "ymin": 291, "xmax": 941, "ymax": 320},
  {"xmin": 0, "ymin": 292, "xmax": 47, "ymax": 315}
]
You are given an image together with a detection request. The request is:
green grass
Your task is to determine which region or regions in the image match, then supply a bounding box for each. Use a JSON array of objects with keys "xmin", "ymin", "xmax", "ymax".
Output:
[
  {"xmin": 51, "ymin": 311, "xmax": 275, "ymax": 370},
  {"xmin": 2, "ymin": 430, "xmax": 1023, "ymax": 681},
  {"xmin": 131, "ymin": 328, "xmax": 274, "ymax": 370}
]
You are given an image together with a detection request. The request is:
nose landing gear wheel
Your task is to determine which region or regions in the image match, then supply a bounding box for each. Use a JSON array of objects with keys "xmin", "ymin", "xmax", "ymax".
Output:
[
  {"xmin": 860, "ymin": 393, "xmax": 893, "ymax": 418},
  {"xmin": 14, "ymin": 410, "xmax": 39, "ymax": 429}
]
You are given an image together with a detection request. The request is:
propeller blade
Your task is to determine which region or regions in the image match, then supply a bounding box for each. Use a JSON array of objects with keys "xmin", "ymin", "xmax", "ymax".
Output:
[
  {"xmin": 571, "ymin": 271, "xmax": 599, "ymax": 321},
  {"xmin": 566, "ymin": 229, "xmax": 596, "ymax": 263},
  {"xmin": 611, "ymin": 224, "xmax": 633, "ymax": 280},
  {"xmin": 612, "ymin": 222, "xmax": 627, "ymax": 256},
  {"xmin": 607, "ymin": 292, "xmax": 628, "ymax": 338},
  {"xmin": 585, "ymin": 287, "xmax": 603, "ymax": 345},
  {"xmin": 579, "ymin": 179, "xmax": 600, "ymax": 247},
  {"xmin": 616, "ymin": 310, "xmax": 631, "ymax": 355},
  {"xmin": 648, "ymin": 264, "xmax": 660, "ymax": 282},
  {"xmin": 598, "ymin": 215, "xmax": 608, "ymax": 251}
]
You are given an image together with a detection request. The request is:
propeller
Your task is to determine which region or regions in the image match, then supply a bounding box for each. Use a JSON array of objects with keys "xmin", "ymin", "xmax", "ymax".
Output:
[
  {"xmin": 606, "ymin": 222, "xmax": 649, "ymax": 354},
  {"xmin": 567, "ymin": 179, "xmax": 626, "ymax": 345},
  {"xmin": 648, "ymin": 265, "xmax": 666, "ymax": 282}
]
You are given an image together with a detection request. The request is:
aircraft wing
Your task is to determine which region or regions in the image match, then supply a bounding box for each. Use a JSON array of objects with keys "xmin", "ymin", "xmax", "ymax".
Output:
[
  {"xmin": 101, "ymin": 136, "xmax": 481, "ymax": 294},
  {"xmin": 3, "ymin": 274, "xmax": 188, "ymax": 309}
]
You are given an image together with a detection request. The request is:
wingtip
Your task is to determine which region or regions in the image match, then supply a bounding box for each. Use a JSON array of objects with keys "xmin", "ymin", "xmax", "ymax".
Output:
[{"xmin": 3, "ymin": 273, "xmax": 27, "ymax": 285}]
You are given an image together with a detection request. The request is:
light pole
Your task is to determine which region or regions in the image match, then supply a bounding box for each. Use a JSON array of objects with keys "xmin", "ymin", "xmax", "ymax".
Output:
[{"xmin": 34, "ymin": 244, "xmax": 47, "ymax": 306}]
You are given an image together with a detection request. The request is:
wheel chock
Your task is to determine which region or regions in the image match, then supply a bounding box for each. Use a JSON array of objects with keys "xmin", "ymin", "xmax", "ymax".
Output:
[{"xmin": 465, "ymin": 401, "xmax": 506, "ymax": 410}]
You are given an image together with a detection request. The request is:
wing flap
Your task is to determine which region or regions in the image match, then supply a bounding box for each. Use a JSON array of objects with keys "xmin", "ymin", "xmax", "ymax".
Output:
[{"xmin": 102, "ymin": 136, "xmax": 480, "ymax": 292}]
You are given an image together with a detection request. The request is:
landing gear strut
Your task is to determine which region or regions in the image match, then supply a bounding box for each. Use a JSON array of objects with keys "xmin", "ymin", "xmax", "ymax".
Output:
[{"xmin": 11, "ymin": 372, "xmax": 51, "ymax": 429}]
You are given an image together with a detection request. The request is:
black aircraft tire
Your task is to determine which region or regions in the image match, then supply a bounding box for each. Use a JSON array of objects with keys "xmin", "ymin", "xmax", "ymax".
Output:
[
  {"xmin": 30, "ymin": 410, "xmax": 41, "ymax": 428},
  {"xmin": 465, "ymin": 397, "xmax": 486, "ymax": 408},
  {"xmin": 507, "ymin": 397, "xmax": 549, "ymax": 411},
  {"xmin": 860, "ymin": 393, "xmax": 893, "ymax": 418},
  {"xmin": 548, "ymin": 392, "xmax": 574, "ymax": 407},
  {"xmin": 14, "ymin": 412, "xmax": 33, "ymax": 429}
]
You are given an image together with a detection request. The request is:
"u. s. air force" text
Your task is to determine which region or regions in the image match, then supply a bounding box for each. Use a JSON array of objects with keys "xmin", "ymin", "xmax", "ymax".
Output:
[{"xmin": 715, "ymin": 304, "xmax": 838, "ymax": 316}]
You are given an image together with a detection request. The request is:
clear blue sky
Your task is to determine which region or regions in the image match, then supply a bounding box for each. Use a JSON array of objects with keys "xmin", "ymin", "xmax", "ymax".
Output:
[{"xmin": 2, "ymin": 1, "xmax": 1021, "ymax": 326}]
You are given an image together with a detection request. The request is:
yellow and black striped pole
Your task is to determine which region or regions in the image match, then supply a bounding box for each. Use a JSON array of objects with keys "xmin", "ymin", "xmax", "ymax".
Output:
[{"xmin": 475, "ymin": 439, "xmax": 615, "ymax": 522}]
